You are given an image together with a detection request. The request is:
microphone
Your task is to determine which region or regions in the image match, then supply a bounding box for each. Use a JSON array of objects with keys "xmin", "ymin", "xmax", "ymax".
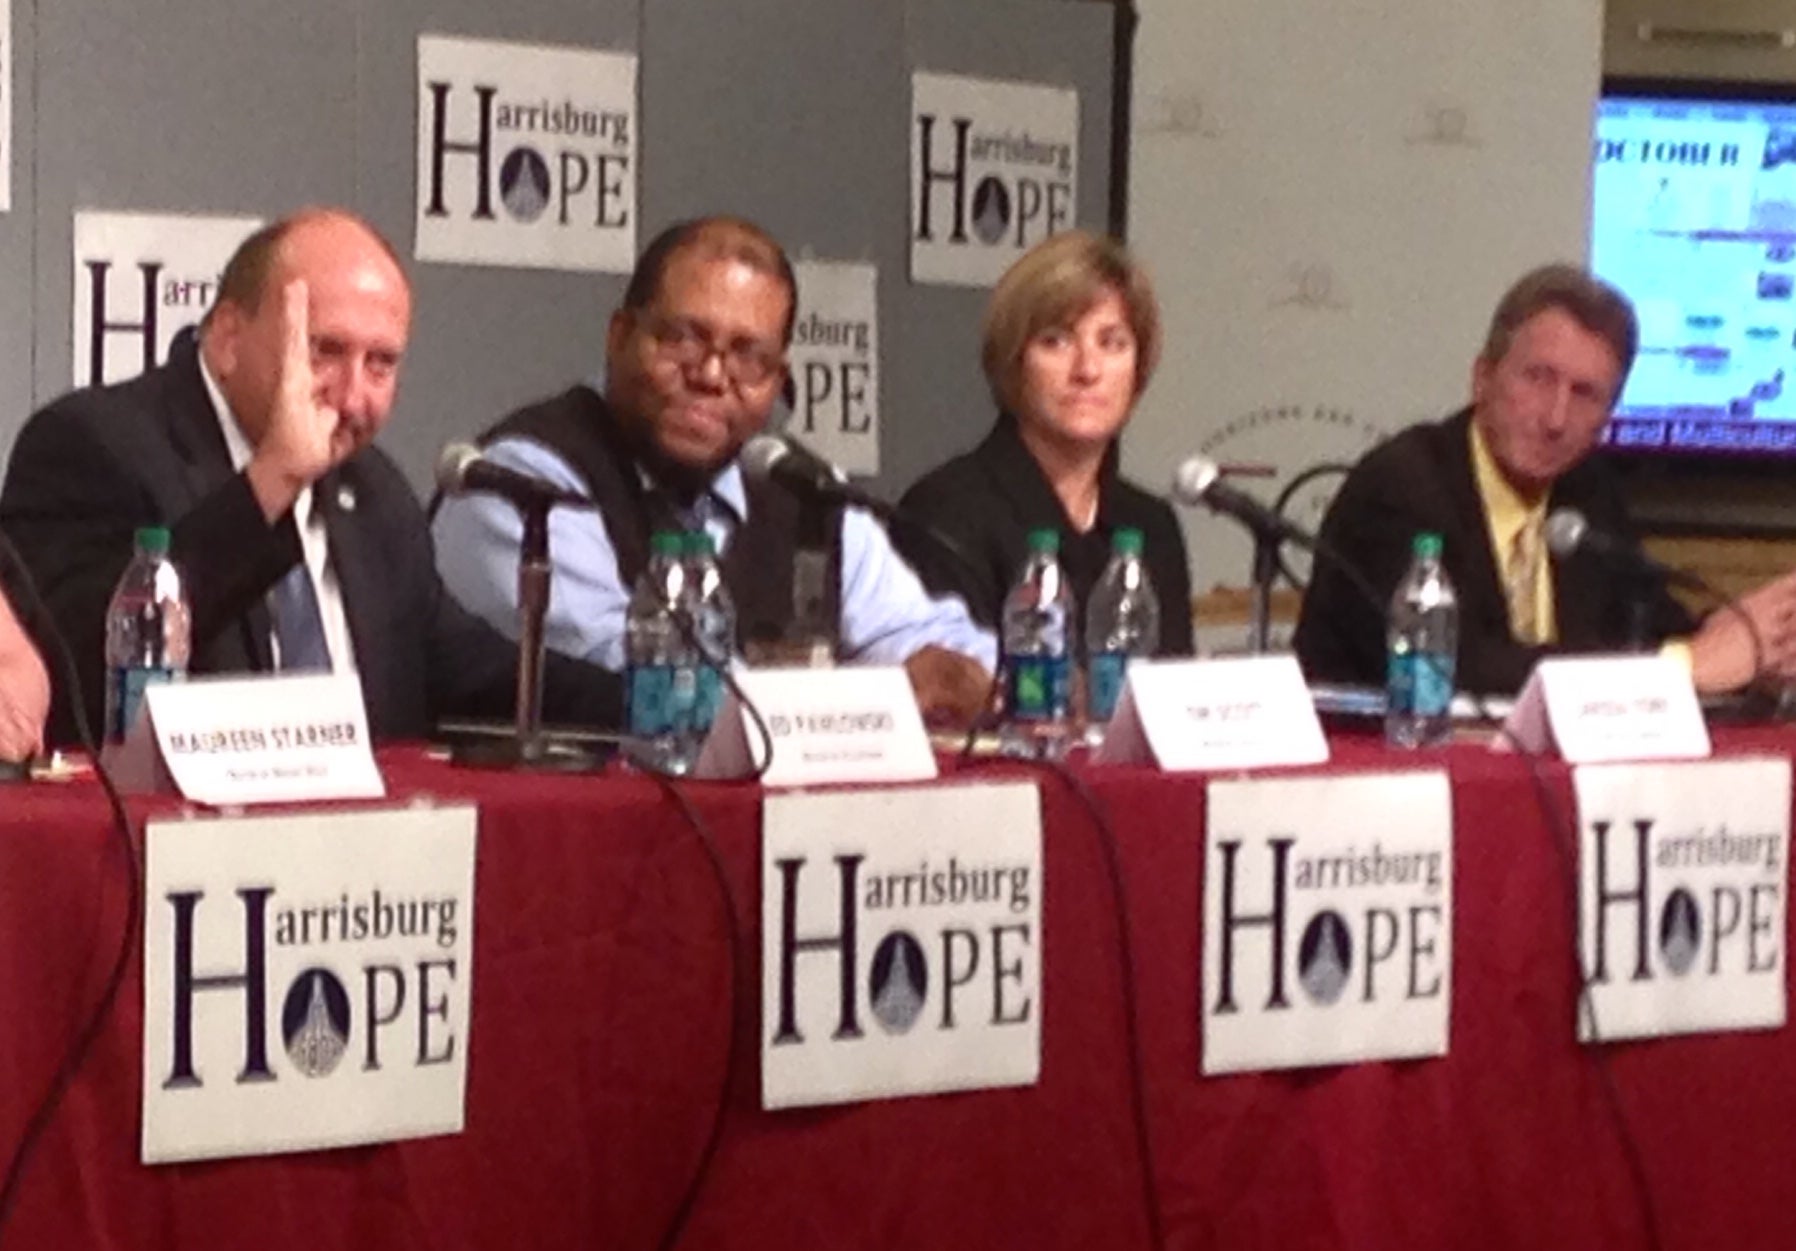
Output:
[
  {"xmin": 740, "ymin": 435, "xmax": 886, "ymax": 513},
  {"xmin": 436, "ymin": 443, "xmax": 592, "ymax": 511},
  {"xmin": 1170, "ymin": 455, "xmax": 1318, "ymax": 549},
  {"xmin": 1544, "ymin": 508, "xmax": 1703, "ymax": 591}
]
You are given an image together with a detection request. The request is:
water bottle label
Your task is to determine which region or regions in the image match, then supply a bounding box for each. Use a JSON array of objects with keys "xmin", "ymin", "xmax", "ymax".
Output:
[
  {"xmin": 1387, "ymin": 652, "xmax": 1453, "ymax": 717},
  {"xmin": 109, "ymin": 664, "xmax": 174, "ymax": 742},
  {"xmin": 627, "ymin": 663, "xmax": 678, "ymax": 736},
  {"xmin": 1413, "ymin": 653, "xmax": 1454, "ymax": 717},
  {"xmin": 1007, "ymin": 654, "xmax": 1070, "ymax": 722},
  {"xmin": 1088, "ymin": 652, "xmax": 1128, "ymax": 722}
]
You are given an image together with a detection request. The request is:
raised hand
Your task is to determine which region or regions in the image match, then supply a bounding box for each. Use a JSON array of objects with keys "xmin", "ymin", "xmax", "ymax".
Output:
[{"xmin": 245, "ymin": 280, "xmax": 342, "ymax": 521}]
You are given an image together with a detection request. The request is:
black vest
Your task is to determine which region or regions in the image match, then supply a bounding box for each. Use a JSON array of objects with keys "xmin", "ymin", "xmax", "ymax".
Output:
[{"xmin": 474, "ymin": 386, "xmax": 841, "ymax": 653}]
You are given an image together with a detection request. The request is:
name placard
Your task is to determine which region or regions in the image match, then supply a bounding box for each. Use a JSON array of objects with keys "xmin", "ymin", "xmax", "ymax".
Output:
[
  {"xmin": 1574, "ymin": 758, "xmax": 1789, "ymax": 1042},
  {"xmin": 137, "ymin": 672, "xmax": 385, "ymax": 805},
  {"xmin": 142, "ymin": 804, "xmax": 477, "ymax": 1163},
  {"xmin": 1502, "ymin": 655, "xmax": 1709, "ymax": 763},
  {"xmin": 1094, "ymin": 656, "xmax": 1329, "ymax": 771},
  {"xmin": 762, "ymin": 781, "xmax": 1042, "ymax": 1108},
  {"xmin": 692, "ymin": 666, "xmax": 937, "ymax": 786},
  {"xmin": 1203, "ymin": 770, "xmax": 1454, "ymax": 1074}
]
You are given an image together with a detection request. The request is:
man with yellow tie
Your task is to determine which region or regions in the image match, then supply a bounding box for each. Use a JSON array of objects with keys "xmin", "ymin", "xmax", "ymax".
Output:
[{"xmin": 1296, "ymin": 263, "xmax": 1796, "ymax": 695}]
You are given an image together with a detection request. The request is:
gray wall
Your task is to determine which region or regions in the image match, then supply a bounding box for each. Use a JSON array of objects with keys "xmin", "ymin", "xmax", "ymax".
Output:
[{"xmin": 4, "ymin": 0, "xmax": 1113, "ymax": 499}]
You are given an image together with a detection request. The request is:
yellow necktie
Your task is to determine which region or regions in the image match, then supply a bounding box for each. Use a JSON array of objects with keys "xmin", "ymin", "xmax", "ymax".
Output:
[{"xmin": 1506, "ymin": 517, "xmax": 1544, "ymax": 645}]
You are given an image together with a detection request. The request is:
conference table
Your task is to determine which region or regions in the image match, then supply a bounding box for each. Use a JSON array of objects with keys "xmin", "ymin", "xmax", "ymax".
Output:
[{"xmin": 3, "ymin": 726, "xmax": 1794, "ymax": 1250}]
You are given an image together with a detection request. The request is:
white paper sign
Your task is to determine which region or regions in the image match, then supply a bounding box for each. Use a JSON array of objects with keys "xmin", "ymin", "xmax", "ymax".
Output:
[
  {"xmin": 142, "ymin": 804, "xmax": 477, "ymax": 1163},
  {"xmin": 1203, "ymin": 771, "xmax": 1453, "ymax": 1074},
  {"xmin": 786, "ymin": 261, "xmax": 880, "ymax": 475},
  {"xmin": 1502, "ymin": 655, "xmax": 1709, "ymax": 763},
  {"xmin": 762, "ymin": 781, "xmax": 1041, "ymax": 1109},
  {"xmin": 910, "ymin": 72, "xmax": 1079, "ymax": 287},
  {"xmin": 1575, "ymin": 758, "xmax": 1789, "ymax": 1044},
  {"xmin": 143, "ymin": 672, "xmax": 385, "ymax": 806},
  {"xmin": 415, "ymin": 34, "xmax": 637, "ymax": 273},
  {"xmin": 1095, "ymin": 655, "xmax": 1328, "ymax": 771},
  {"xmin": 72, "ymin": 210, "xmax": 263, "ymax": 387},
  {"xmin": 691, "ymin": 666, "xmax": 936, "ymax": 787}
]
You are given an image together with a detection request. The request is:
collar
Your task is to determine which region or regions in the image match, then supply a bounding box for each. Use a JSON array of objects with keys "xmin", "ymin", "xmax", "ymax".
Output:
[
  {"xmin": 198, "ymin": 351, "xmax": 255, "ymax": 474},
  {"xmin": 632, "ymin": 456, "xmax": 748, "ymax": 527},
  {"xmin": 981, "ymin": 413, "xmax": 1118, "ymax": 527},
  {"xmin": 1468, "ymin": 418, "xmax": 1547, "ymax": 555}
]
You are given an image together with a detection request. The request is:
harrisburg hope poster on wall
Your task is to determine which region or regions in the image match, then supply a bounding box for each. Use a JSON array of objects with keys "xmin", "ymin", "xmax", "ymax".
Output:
[
  {"xmin": 910, "ymin": 71, "xmax": 1078, "ymax": 288},
  {"xmin": 415, "ymin": 34, "xmax": 637, "ymax": 273},
  {"xmin": 71, "ymin": 210, "xmax": 263, "ymax": 388},
  {"xmin": 786, "ymin": 260, "xmax": 880, "ymax": 476}
]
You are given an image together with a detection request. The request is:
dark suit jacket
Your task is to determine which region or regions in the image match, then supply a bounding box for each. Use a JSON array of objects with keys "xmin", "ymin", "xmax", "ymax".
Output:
[
  {"xmin": 0, "ymin": 335, "xmax": 620, "ymax": 745},
  {"xmin": 897, "ymin": 415, "xmax": 1195, "ymax": 657},
  {"xmin": 1294, "ymin": 408, "xmax": 1693, "ymax": 695}
]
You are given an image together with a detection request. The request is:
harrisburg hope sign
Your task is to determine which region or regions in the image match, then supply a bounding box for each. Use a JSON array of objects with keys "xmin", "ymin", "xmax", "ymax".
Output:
[
  {"xmin": 141, "ymin": 806, "xmax": 477, "ymax": 1163},
  {"xmin": 761, "ymin": 782, "xmax": 1042, "ymax": 1109}
]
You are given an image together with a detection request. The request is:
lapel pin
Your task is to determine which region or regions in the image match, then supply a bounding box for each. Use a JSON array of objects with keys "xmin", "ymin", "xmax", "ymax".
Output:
[{"xmin": 336, "ymin": 484, "xmax": 357, "ymax": 513}]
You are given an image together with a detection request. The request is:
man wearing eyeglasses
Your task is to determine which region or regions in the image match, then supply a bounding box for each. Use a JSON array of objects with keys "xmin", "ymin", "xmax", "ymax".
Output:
[{"xmin": 432, "ymin": 216, "xmax": 997, "ymax": 725}]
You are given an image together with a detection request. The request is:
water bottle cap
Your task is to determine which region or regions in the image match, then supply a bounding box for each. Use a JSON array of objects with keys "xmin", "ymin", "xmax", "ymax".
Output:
[
  {"xmin": 135, "ymin": 525, "xmax": 171, "ymax": 556},
  {"xmin": 684, "ymin": 530, "xmax": 717, "ymax": 558},
  {"xmin": 650, "ymin": 530, "xmax": 684, "ymax": 557},
  {"xmin": 1026, "ymin": 528, "xmax": 1060, "ymax": 555},
  {"xmin": 1412, "ymin": 531, "xmax": 1443, "ymax": 559},
  {"xmin": 1111, "ymin": 527, "xmax": 1144, "ymax": 556}
]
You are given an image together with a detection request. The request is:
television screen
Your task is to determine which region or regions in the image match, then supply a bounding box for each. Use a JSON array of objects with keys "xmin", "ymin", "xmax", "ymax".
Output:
[{"xmin": 1592, "ymin": 80, "xmax": 1796, "ymax": 457}]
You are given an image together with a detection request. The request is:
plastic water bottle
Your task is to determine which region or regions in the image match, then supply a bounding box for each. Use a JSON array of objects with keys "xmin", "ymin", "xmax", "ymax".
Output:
[
  {"xmin": 1385, "ymin": 531, "xmax": 1458, "ymax": 748},
  {"xmin": 1085, "ymin": 527, "xmax": 1160, "ymax": 738},
  {"xmin": 104, "ymin": 525, "xmax": 191, "ymax": 743},
  {"xmin": 682, "ymin": 529, "xmax": 736, "ymax": 744},
  {"xmin": 625, "ymin": 530, "xmax": 697, "ymax": 772},
  {"xmin": 1000, "ymin": 528, "xmax": 1075, "ymax": 758}
]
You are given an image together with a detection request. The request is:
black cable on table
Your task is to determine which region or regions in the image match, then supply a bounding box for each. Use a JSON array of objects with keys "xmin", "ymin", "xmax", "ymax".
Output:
[
  {"xmin": 0, "ymin": 532, "xmax": 140, "ymax": 1247},
  {"xmin": 645, "ymin": 774, "xmax": 743, "ymax": 1251},
  {"xmin": 963, "ymin": 753, "xmax": 1165, "ymax": 1251},
  {"xmin": 1499, "ymin": 726, "xmax": 1666, "ymax": 1251}
]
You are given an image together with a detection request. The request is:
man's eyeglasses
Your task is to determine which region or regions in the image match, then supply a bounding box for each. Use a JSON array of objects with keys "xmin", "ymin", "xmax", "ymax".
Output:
[{"xmin": 642, "ymin": 315, "xmax": 785, "ymax": 388}]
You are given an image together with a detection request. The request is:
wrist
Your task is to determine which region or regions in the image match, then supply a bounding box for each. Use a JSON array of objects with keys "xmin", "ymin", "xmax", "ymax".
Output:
[{"xmin": 244, "ymin": 454, "xmax": 307, "ymax": 523}]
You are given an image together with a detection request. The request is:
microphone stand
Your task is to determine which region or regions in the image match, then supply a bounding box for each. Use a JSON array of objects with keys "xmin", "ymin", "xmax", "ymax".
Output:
[
  {"xmin": 453, "ymin": 500, "xmax": 604, "ymax": 771},
  {"xmin": 1247, "ymin": 524, "xmax": 1281, "ymax": 655}
]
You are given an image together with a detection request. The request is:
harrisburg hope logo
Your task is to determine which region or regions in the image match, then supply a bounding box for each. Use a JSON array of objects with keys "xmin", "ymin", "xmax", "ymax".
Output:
[
  {"xmin": 422, "ymin": 80, "xmax": 631, "ymax": 230},
  {"xmin": 769, "ymin": 854, "xmax": 1036, "ymax": 1045},
  {"xmin": 1587, "ymin": 819, "xmax": 1783, "ymax": 984},
  {"xmin": 78, "ymin": 260, "xmax": 222, "ymax": 386},
  {"xmin": 914, "ymin": 114, "xmax": 1072, "ymax": 251},
  {"xmin": 1211, "ymin": 838, "xmax": 1447, "ymax": 1014},
  {"xmin": 159, "ymin": 886, "xmax": 463, "ymax": 1090}
]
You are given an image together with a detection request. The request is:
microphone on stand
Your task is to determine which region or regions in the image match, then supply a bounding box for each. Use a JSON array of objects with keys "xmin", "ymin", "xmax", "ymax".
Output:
[
  {"xmin": 1543, "ymin": 507, "xmax": 1767, "ymax": 678},
  {"xmin": 1167, "ymin": 453, "xmax": 1389, "ymax": 660},
  {"xmin": 1543, "ymin": 508, "xmax": 1704, "ymax": 591},
  {"xmin": 1169, "ymin": 455, "xmax": 1323, "ymax": 653},
  {"xmin": 741, "ymin": 434, "xmax": 997, "ymax": 660},
  {"xmin": 434, "ymin": 442, "xmax": 598, "ymax": 769},
  {"xmin": 435, "ymin": 443, "xmax": 593, "ymax": 511},
  {"xmin": 739, "ymin": 435, "xmax": 888, "ymax": 514},
  {"xmin": 1170, "ymin": 455, "xmax": 1320, "ymax": 551}
]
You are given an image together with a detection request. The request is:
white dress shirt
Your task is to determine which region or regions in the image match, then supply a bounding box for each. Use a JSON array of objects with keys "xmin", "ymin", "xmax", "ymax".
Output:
[{"xmin": 198, "ymin": 358, "xmax": 360, "ymax": 673}]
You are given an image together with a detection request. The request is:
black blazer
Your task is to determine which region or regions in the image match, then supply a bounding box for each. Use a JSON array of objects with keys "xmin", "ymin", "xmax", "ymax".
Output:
[
  {"xmin": 0, "ymin": 335, "xmax": 620, "ymax": 745},
  {"xmin": 1294, "ymin": 408, "xmax": 1693, "ymax": 695},
  {"xmin": 896, "ymin": 415, "xmax": 1194, "ymax": 656}
]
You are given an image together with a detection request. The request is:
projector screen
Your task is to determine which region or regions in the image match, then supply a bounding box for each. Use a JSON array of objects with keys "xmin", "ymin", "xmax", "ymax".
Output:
[{"xmin": 1592, "ymin": 79, "xmax": 1796, "ymax": 459}]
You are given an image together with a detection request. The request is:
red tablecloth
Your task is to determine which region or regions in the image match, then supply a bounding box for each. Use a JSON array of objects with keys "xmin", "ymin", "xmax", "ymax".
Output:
[{"xmin": 3, "ymin": 729, "xmax": 1794, "ymax": 1250}]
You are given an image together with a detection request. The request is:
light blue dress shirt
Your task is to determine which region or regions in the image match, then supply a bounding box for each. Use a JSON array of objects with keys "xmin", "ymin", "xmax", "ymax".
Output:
[{"xmin": 432, "ymin": 432, "xmax": 998, "ymax": 673}]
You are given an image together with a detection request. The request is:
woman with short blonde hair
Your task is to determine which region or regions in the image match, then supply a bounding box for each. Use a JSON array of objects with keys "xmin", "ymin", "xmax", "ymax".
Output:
[{"xmin": 897, "ymin": 230, "xmax": 1192, "ymax": 656}]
